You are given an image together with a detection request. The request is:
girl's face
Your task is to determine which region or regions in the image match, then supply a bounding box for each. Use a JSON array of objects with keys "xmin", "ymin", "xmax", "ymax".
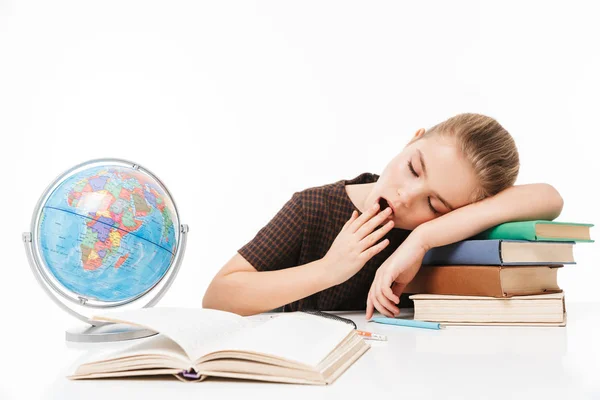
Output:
[{"xmin": 366, "ymin": 130, "xmax": 480, "ymax": 230}]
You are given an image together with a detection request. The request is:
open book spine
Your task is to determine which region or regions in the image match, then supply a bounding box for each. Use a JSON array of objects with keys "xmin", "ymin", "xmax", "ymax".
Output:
[{"xmin": 175, "ymin": 369, "xmax": 206, "ymax": 382}]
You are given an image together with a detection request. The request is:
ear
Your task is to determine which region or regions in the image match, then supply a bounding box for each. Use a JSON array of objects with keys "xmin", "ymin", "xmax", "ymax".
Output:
[
  {"xmin": 408, "ymin": 128, "xmax": 426, "ymax": 145},
  {"xmin": 414, "ymin": 128, "xmax": 426, "ymax": 139}
]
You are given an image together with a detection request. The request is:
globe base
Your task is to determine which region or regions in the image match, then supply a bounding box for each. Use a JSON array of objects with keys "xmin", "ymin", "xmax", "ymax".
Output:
[{"xmin": 65, "ymin": 323, "xmax": 157, "ymax": 343}]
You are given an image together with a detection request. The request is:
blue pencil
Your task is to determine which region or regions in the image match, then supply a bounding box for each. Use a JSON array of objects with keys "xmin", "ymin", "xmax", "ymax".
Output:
[{"xmin": 369, "ymin": 317, "xmax": 442, "ymax": 330}]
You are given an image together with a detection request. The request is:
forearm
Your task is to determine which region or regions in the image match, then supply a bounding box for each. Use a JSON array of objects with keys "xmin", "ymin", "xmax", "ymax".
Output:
[
  {"xmin": 414, "ymin": 183, "xmax": 564, "ymax": 250},
  {"xmin": 202, "ymin": 258, "xmax": 336, "ymax": 316}
]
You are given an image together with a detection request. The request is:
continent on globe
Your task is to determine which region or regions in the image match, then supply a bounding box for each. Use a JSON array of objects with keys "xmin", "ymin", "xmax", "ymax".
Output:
[
  {"xmin": 37, "ymin": 163, "xmax": 180, "ymax": 303},
  {"xmin": 68, "ymin": 170, "xmax": 173, "ymax": 272}
]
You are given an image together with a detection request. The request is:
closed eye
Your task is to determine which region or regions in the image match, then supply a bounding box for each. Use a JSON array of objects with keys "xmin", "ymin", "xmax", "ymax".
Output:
[
  {"xmin": 428, "ymin": 197, "xmax": 440, "ymax": 214},
  {"xmin": 408, "ymin": 161, "xmax": 418, "ymax": 177},
  {"xmin": 409, "ymin": 160, "xmax": 440, "ymax": 214}
]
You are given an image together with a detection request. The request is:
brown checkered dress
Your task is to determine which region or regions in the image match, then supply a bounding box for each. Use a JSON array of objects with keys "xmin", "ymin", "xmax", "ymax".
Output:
[{"xmin": 238, "ymin": 172, "xmax": 413, "ymax": 312}]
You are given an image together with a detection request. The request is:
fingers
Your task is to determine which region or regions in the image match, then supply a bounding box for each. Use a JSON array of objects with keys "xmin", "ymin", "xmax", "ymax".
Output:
[
  {"xmin": 367, "ymin": 272, "xmax": 401, "ymax": 319},
  {"xmin": 371, "ymin": 292, "xmax": 396, "ymax": 318},
  {"xmin": 374, "ymin": 277, "xmax": 400, "ymax": 316},
  {"xmin": 384, "ymin": 285, "xmax": 400, "ymax": 305},
  {"xmin": 377, "ymin": 291, "xmax": 400, "ymax": 316},
  {"xmin": 358, "ymin": 219, "xmax": 394, "ymax": 253},
  {"xmin": 359, "ymin": 236, "xmax": 389, "ymax": 261},
  {"xmin": 349, "ymin": 202, "xmax": 380, "ymax": 233},
  {"xmin": 343, "ymin": 210, "xmax": 358, "ymax": 229},
  {"xmin": 391, "ymin": 282, "xmax": 405, "ymax": 300},
  {"xmin": 367, "ymin": 283, "xmax": 393, "ymax": 318},
  {"xmin": 382, "ymin": 274, "xmax": 401, "ymax": 304},
  {"xmin": 366, "ymin": 291, "xmax": 374, "ymax": 320},
  {"xmin": 355, "ymin": 207, "xmax": 393, "ymax": 240}
]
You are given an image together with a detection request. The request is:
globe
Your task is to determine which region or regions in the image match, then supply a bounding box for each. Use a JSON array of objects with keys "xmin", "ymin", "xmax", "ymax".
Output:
[{"xmin": 23, "ymin": 159, "xmax": 188, "ymax": 342}]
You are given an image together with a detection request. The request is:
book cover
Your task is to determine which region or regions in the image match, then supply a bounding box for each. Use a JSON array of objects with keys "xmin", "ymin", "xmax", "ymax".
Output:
[
  {"xmin": 409, "ymin": 292, "xmax": 566, "ymax": 325},
  {"xmin": 473, "ymin": 220, "xmax": 594, "ymax": 242},
  {"xmin": 404, "ymin": 265, "xmax": 562, "ymax": 297},
  {"xmin": 421, "ymin": 239, "xmax": 574, "ymax": 266}
]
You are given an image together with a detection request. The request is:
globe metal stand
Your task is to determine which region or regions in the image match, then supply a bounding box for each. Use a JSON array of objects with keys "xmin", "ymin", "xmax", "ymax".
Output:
[
  {"xmin": 23, "ymin": 158, "xmax": 189, "ymax": 343},
  {"xmin": 24, "ymin": 223, "xmax": 189, "ymax": 343},
  {"xmin": 65, "ymin": 322, "xmax": 158, "ymax": 343}
]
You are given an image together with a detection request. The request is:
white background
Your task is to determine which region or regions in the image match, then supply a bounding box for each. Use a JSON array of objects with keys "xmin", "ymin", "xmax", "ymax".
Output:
[{"xmin": 1, "ymin": 1, "xmax": 599, "ymax": 398}]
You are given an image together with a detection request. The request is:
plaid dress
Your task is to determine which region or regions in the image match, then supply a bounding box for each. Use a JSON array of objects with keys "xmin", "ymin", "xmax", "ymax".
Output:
[{"xmin": 238, "ymin": 172, "xmax": 412, "ymax": 312}]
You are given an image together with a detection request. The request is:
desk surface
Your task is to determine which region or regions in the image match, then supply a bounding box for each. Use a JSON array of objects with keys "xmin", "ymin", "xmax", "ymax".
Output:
[{"xmin": 3, "ymin": 303, "xmax": 600, "ymax": 400}]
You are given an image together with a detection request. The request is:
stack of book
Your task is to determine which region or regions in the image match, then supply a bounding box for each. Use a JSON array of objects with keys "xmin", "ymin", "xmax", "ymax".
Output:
[{"xmin": 405, "ymin": 220, "xmax": 594, "ymax": 326}]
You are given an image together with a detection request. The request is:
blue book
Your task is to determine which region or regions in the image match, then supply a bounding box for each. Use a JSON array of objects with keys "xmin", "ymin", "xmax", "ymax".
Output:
[{"xmin": 421, "ymin": 239, "xmax": 575, "ymax": 266}]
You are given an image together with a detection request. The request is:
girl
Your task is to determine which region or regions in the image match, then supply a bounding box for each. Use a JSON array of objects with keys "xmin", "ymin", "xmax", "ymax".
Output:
[{"xmin": 202, "ymin": 113, "xmax": 563, "ymax": 319}]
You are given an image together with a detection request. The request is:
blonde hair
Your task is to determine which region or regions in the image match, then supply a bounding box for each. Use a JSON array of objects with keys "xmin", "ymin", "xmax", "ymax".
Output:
[{"xmin": 424, "ymin": 113, "xmax": 520, "ymax": 201}]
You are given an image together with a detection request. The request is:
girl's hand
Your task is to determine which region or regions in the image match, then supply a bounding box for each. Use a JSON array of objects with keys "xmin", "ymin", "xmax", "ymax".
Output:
[
  {"xmin": 365, "ymin": 233, "xmax": 428, "ymax": 319},
  {"xmin": 323, "ymin": 202, "xmax": 395, "ymax": 286}
]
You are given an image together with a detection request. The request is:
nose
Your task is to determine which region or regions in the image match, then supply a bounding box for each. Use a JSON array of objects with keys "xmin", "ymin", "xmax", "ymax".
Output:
[{"xmin": 397, "ymin": 186, "xmax": 419, "ymax": 208}]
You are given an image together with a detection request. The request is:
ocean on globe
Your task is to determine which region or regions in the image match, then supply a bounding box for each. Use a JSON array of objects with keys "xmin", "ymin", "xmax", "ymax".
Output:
[{"xmin": 36, "ymin": 163, "xmax": 179, "ymax": 304}]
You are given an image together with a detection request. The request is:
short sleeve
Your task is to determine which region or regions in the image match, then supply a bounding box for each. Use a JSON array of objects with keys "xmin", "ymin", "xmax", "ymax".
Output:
[{"xmin": 237, "ymin": 192, "xmax": 304, "ymax": 272}]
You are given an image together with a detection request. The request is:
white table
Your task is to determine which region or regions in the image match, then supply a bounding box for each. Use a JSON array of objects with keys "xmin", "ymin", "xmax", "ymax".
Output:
[{"xmin": 3, "ymin": 303, "xmax": 600, "ymax": 400}]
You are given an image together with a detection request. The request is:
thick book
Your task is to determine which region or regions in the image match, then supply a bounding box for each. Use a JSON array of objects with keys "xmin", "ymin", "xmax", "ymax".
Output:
[
  {"xmin": 409, "ymin": 292, "xmax": 566, "ymax": 326},
  {"xmin": 404, "ymin": 265, "xmax": 562, "ymax": 298},
  {"xmin": 421, "ymin": 239, "xmax": 574, "ymax": 265},
  {"xmin": 473, "ymin": 220, "xmax": 594, "ymax": 242},
  {"xmin": 68, "ymin": 308, "xmax": 369, "ymax": 385}
]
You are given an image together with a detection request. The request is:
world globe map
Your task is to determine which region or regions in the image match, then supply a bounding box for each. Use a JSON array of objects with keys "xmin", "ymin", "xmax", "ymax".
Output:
[{"xmin": 37, "ymin": 164, "xmax": 179, "ymax": 303}]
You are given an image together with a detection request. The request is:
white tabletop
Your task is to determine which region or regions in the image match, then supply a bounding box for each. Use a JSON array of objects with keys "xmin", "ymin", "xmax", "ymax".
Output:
[{"xmin": 3, "ymin": 303, "xmax": 600, "ymax": 400}]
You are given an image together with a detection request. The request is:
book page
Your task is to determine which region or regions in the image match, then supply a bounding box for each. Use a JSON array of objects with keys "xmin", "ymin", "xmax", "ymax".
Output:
[
  {"xmin": 91, "ymin": 307, "xmax": 248, "ymax": 360},
  {"xmin": 71, "ymin": 333, "xmax": 191, "ymax": 377},
  {"xmin": 195, "ymin": 312, "xmax": 354, "ymax": 367},
  {"xmin": 80, "ymin": 333, "xmax": 188, "ymax": 364},
  {"xmin": 410, "ymin": 292, "xmax": 565, "ymax": 300}
]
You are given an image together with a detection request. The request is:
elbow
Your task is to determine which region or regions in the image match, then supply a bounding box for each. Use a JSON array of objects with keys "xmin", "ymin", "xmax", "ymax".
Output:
[
  {"xmin": 201, "ymin": 284, "xmax": 216, "ymax": 309},
  {"xmin": 202, "ymin": 278, "xmax": 226, "ymax": 311},
  {"xmin": 202, "ymin": 276, "xmax": 246, "ymax": 315},
  {"xmin": 542, "ymin": 183, "xmax": 564, "ymax": 220}
]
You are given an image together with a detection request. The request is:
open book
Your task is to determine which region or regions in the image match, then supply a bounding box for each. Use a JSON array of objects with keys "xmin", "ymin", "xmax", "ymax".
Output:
[{"xmin": 68, "ymin": 308, "xmax": 370, "ymax": 385}]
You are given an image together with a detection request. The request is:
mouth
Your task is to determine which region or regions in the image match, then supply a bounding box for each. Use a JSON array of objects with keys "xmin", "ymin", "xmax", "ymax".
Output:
[{"xmin": 378, "ymin": 197, "xmax": 395, "ymax": 218}]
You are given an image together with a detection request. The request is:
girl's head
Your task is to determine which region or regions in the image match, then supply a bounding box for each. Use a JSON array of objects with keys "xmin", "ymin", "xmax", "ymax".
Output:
[{"xmin": 368, "ymin": 113, "xmax": 520, "ymax": 230}]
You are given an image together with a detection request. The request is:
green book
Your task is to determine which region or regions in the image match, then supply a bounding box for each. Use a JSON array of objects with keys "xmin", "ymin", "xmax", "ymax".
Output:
[{"xmin": 474, "ymin": 220, "xmax": 594, "ymax": 242}]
